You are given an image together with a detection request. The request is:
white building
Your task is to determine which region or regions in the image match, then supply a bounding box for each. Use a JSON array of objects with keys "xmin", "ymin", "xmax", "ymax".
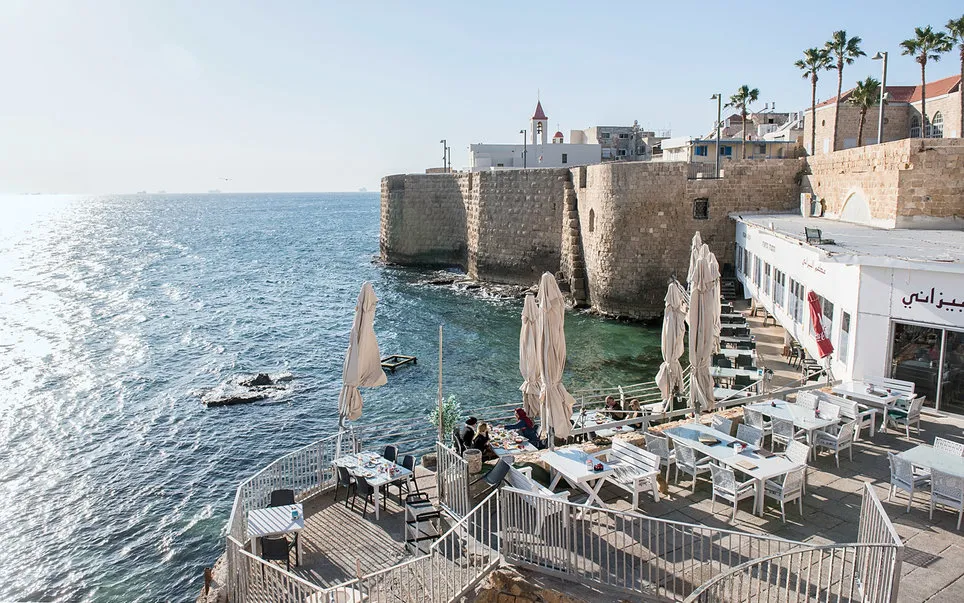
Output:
[
  {"xmin": 468, "ymin": 101, "xmax": 601, "ymax": 172},
  {"xmin": 734, "ymin": 212, "xmax": 964, "ymax": 414}
]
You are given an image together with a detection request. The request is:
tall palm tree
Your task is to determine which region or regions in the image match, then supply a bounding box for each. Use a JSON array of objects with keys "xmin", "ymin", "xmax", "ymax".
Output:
[
  {"xmin": 795, "ymin": 47, "xmax": 833, "ymax": 155},
  {"xmin": 947, "ymin": 16, "xmax": 964, "ymax": 138},
  {"xmin": 725, "ymin": 85, "xmax": 760, "ymax": 159},
  {"xmin": 900, "ymin": 26, "xmax": 953, "ymax": 143},
  {"xmin": 825, "ymin": 31, "xmax": 865, "ymax": 151},
  {"xmin": 847, "ymin": 77, "xmax": 881, "ymax": 147}
]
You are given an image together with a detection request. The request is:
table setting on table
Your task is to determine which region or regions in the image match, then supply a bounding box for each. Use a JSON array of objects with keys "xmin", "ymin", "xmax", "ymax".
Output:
[{"xmin": 489, "ymin": 426, "xmax": 537, "ymax": 455}]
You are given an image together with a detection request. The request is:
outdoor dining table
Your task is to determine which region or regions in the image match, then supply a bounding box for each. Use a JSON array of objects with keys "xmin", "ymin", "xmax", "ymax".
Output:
[
  {"xmin": 711, "ymin": 366, "xmax": 762, "ymax": 380},
  {"xmin": 898, "ymin": 444, "xmax": 964, "ymax": 477},
  {"xmin": 719, "ymin": 348, "xmax": 757, "ymax": 360},
  {"xmin": 714, "ymin": 386, "xmax": 754, "ymax": 401},
  {"xmin": 332, "ymin": 451, "xmax": 413, "ymax": 520},
  {"xmin": 488, "ymin": 426, "xmax": 538, "ymax": 457},
  {"xmin": 721, "ymin": 312, "xmax": 745, "ymax": 320},
  {"xmin": 745, "ymin": 400, "xmax": 840, "ymax": 458},
  {"xmin": 247, "ymin": 503, "xmax": 304, "ymax": 564},
  {"xmin": 720, "ymin": 335, "xmax": 754, "ymax": 346},
  {"xmin": 832, "ymin": 381, "xmax": 905, "ymax": 410},
  {"xmin": 571, "ymin": 409, "xmax": 637, "ymax": 437},
  {"xmin": 663, "ymin": 422, "xmax": 804, "ymax": 515},
  {"xmin": 543, "ymin": 448, "xmax": 615, "ymax": 510}
]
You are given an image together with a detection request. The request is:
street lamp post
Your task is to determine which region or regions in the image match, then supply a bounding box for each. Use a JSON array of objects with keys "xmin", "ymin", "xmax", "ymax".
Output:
[
  {"xmin": 445, "ymin": 146, "xmax": 451, "ymax": 172},
  {"xmin": 519, "ymin": 129, "xmax": 527, "ymax": 169},
  {"xmin": 710, "ymin": 93, "xmax": 722, "ymax": 178},
  {"xmin": 439, "ymin": 139, "xmax": 447, "ymax": 170},
  {"xmin": 872, "ymin": 51, "xmax": 888, "ymax": 144}
]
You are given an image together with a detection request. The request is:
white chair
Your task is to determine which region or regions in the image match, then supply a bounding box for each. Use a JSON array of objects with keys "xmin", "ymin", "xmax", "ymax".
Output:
[
  {"xmin": 674, "ymin": 442, "xmax": 712, "ymax": 493},
  {"xmin": 771, "ymin": 418, "xmax": 802, "ymax": 451},
  {"xmin": 796, "ymin": 391, "xmax": 818, "ymax": 410},
  {"xmin": 764, "ymin": 466, "xmax": 806, "ymax": 522},
  {"xmin": 816, "ymin": 400, "xmax": 840, "ymax": 421},
  {"xmin": 736, "ymin": 423, "xmax": 764, "ymax": 448},
  {"xmin": 709, "ymin": 464, "xmax": 756, "ymax": 522},
  {"xmin": 645, "ymin": 433, "xmax": 676, "ymax": 480},
  {"xmin": 934, "ymin": 436, "xmax": 964, "ymax": 456},
  {"xmin": 711, "ymin": 415, "xmax": 733, "ymax": 436},
  {"xmin": 886, "ymin": 395, "xmax": 925, "ymax": 438},
  {"xmin": 813, "ymin": 420, "xmax": 856, "ymax": 468},
  {"xmin": 887, "ymin": 451, "xmax": 930, "ymax": 512},
  {"xmin": 929, "ymin": 470, "xmax": 964, "ymax": 530},
  {"xmin": 784, "ymin": 440, "xmax": 811, "ymax": 493},
  {"xmin": 743, "ymin": 407, "xmax": 771, "ymax": 439}
]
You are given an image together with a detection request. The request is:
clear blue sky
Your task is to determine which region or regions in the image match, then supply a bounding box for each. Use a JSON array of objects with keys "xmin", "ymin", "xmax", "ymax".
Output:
[{"xmin": 1, "ymin": 0, "xmax": 961, "ymax": 193}]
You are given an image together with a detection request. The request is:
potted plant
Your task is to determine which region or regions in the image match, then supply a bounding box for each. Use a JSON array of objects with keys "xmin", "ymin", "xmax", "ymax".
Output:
[{"xmin": 424, "ymin": 395, "xmax": 463, "ymax": 469}]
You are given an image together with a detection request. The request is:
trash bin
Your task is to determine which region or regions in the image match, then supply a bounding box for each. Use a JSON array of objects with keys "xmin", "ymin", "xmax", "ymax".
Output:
[{"xmin": 463, "ymin": 448, "xmax": 482, "ymax": 474}]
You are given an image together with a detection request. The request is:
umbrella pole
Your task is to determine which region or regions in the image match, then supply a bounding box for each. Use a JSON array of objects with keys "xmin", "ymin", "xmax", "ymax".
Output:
[{"xmin": 438, "ymin": 324, "xmax": 443, "ymax": 444}]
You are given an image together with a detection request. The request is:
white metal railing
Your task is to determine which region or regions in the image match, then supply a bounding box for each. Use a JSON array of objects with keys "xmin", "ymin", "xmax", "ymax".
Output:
[
  {"xmin": 436, "ymin": 441, "xmax": 470, "ymax": 518},
  {"xmin": 227, "ymin": 536, "xmax": 325, "ymax": 600},
  {"xmin": 856, "ymin": 482, "xmax": 904, "ymax": 602}
]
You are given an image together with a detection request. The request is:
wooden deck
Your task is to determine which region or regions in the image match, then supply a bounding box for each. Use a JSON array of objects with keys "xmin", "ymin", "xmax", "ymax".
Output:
[{"xmin": 290, "ymin": 464, "xmax": 444, "ymax": 588}]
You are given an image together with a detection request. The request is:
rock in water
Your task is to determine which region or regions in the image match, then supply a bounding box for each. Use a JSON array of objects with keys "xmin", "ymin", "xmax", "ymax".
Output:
[{"xmin": 240, "ymin": 373, "xmax": 273, "ymax": 387}]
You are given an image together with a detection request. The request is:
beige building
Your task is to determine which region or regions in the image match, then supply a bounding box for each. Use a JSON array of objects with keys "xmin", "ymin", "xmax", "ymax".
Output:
[
  {"xmin": 805, "ymin": 74, "xmax": 962, "ymax": 155},
  {"xmin": 569, "ymin": 122, "xmax": 671, "ymax": 161},
  {"xmin": 660, "ymin": 137, "xmax": 797, "ymax": 164}
]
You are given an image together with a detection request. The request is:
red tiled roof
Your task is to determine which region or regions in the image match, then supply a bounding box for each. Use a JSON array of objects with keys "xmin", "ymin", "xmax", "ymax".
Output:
[
  {"xmin": 532, "ymin": 101, "xmax": 547, "ymax": 121},
  {"xmin": 553, "ymin": 131, "xmax": 564, "ymax": 138},
  {"xmin": 813, "ymin": 74, "xmax": 961, "ymax": 109}
]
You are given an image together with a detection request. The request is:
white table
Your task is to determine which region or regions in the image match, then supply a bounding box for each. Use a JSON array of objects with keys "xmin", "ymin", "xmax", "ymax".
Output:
[
  {"xmin": 720, "ymin": 336, "xmax": 755, "ymax": 347},
  {"xmin": 333, "ymin": 451, "xmax": 413, "ymax": 520},
  {"xmin": 571, "ymin": 410, "xmax": 637, "ymax": 438},
  {"xmin": 543, "ymin": 448, "xmax": 615, "ymax": 509},
  {"xmin": 746, "ymin": 400, "xmax": 839, "ymax": 458},
  {"xmin": 832, "ymin": 381, "xmax": 903, "ymax": 410},
  {"xmin": 899, "ymin": 444, "xmax": 964, "ymax": 477},
  {"xmin": 715, "ymin": 387, "xmax": 754, "ymax": 401},
  {"xmin": 247, "ymin": 504, "xmax": 304, "ymax": 565},
  {"xmin": 711, "ymin": 366, "xmax": 763, "ymax": 380},
  {"xmin": 719, "ymin": 348, "xmax": 757, "ymax": 360},
  {"xmin": 664, "ymin": 423, "xmax": 803, "ymax": 515},
  {"xmin": 489, "ymin": 427, "xmax": 538, "ymax": 457},
  {"xmin": 721, "ymin": 312, "xmax": 746, "ymax": 320}
]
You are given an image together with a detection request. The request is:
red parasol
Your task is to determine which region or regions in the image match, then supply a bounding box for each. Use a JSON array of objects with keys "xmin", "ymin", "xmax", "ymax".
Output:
[{"xmin": 807, "ymin": 291, "xmax": 834, "ymax": 358}]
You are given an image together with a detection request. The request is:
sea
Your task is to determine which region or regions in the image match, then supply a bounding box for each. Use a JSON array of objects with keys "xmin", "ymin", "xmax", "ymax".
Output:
[{"xmin": 0, "ymin": 192, "xmax": 663, "ymax": 602}]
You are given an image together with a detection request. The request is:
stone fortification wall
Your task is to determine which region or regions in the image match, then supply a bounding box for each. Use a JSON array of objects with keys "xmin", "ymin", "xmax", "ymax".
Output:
[
  {"xmin": 380, "ymin": 173, "xmax": 467, "ymax": 266},
  {"xmin": 572, "ymin": 160, "xmax": 805, "ymax": 317},
  {"xmin": 806, "ymin": 138, "xmax": 964, "ymax": 229}
]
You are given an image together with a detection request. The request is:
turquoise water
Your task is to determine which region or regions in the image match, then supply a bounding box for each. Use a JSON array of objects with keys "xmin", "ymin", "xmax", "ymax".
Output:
[{"xmin": 0, "ymin": 193, "xmax": 662, "ymax": 602}]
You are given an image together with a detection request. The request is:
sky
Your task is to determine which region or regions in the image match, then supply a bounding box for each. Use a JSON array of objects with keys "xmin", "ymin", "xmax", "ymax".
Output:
[{"xmin": 0, "ymin": 0, "xmax": 962, "ymax": 194}]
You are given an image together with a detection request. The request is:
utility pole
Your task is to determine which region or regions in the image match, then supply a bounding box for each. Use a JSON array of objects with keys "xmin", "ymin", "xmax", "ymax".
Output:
[
  {"xmin": 872, "ymin": 52, "xmax": 888, "ymax": 144},
  {"xmin": 519, "ymin": 129, "xmax": 527, "ymax": 169},
  {"xmin": 445, "ymin": 145, "xmax": 451, "ymax": 172},
  {"xmin": 710, "ymin": 93, "xmax": 722, "ymax": 178},
  {"xmin": 439, "ymin": 139, "xmax": 447, "ymax": 170}
]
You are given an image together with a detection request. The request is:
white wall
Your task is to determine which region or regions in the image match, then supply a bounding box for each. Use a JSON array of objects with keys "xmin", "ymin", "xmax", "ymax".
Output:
[{"xmin": 468, "ymin": 143, "xmax": 600, "ymax": 172}]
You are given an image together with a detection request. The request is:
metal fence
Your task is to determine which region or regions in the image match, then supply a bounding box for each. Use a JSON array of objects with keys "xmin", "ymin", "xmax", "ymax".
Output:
[{"xmin": 436, "ymin": 441, "xmax": 470, "ymax": 518}]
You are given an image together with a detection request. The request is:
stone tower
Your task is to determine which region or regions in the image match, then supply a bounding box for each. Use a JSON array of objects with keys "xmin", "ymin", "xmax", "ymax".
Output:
[{"xmin": 531, "ymin": 101, "xmax": 548, "ymax": 146}]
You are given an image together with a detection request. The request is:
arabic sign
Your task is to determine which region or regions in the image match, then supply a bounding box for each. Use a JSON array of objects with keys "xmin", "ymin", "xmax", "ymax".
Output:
[
  {"xmin": 890, "ymin": 269, "xmax": 964, "ymax": 328},
  {"xmin": 807, "ymin": 291, "xmax": 834, "ymax": 358}
]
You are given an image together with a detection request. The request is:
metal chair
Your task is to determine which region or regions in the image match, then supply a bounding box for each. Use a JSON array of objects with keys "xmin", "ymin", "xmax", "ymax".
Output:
[
  {"xmin": 930, "ymin": 470, "xmax": 964, "ymax": 530},
  {"xmin": 764, "ymin": 466, "xmax": 806, "ymax": 522},
  {"xmin": 934, "ymin": 437, "xmax": 964, "ymax": 457},
  {"xmin": 259, "ymin": 535, "xmax": 292, "ymax": 575},
  {"xmin": 645, "ymin": 433, "xmax": 676, "ymax": 480},
  {"xmin": 711, "ymin": 415, "xmax": 733, "ymax": 436},
  {"xmin": 887, "ymin": 452, "xmax": 930, "ymax": 513},
  {"xmin": 736, "ymin": 423, "xmax": 764, "ymax": 448},
  {"xmin": 336, "ymin": 465, "xmax": 355, "ymax": 506},
  {"xmin": 269, "ymin": 489, "xmax": 296, "ymax": 507},
  {"xmin": 709, "ymin": 464, "xmax": 756, "ymax": 522},
  {"xmin": 674, "ymin": 442, "xmax": 712, "ymax": 493},
  {"xmin": 383, "ymin": 444, "xmax": 399, "ymax": 464}
]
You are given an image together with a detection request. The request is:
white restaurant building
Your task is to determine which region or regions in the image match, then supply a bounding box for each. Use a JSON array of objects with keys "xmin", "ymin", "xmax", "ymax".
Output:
[{"xmin": 734, "ymin": 212, "xmax": 964, "ymax": 415}]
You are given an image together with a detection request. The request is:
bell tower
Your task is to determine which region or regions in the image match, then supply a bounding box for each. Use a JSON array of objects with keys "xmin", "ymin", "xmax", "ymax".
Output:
[{"xmin": 531, "ymin": 101, "xmax": 548, "ymax": 145}]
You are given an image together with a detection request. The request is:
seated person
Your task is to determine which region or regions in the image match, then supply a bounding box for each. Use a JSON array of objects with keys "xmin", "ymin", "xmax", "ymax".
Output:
[
  {"xmin": 471, "ymin": 422, "xmax": 497, "ymax": 460},
  {"xmin": 604, "ymin": 395, "xmax": 624, "ymax": 421},
  {"xmin": 504, "ymin": 408, "xmax": 540, "ymax": 445},
  {"xmin": 460, "ymin": 417, "xmax": 478, "ymax": 450},
  {"xmin": 626, "ymin": 398, "xmax": 643, "ymax": 421}
]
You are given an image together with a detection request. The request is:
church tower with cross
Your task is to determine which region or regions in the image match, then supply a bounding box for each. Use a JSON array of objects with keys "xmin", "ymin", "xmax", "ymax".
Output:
[{"xmin": 531, "ymin": 100, "xmax": 548, "ymax": 146}]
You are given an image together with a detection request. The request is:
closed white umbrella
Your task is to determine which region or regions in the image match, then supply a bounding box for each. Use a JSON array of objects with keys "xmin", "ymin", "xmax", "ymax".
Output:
[
  {"xmin": 655, "ymin": 282, "xmax": 687, "ymax": 403},
  {"xmin": 519, "ymin": 294, "xmax": 541, "ymax": 417},
  {"xmin": 688, "ymin": 245, "xmax": 721, "ymax": 413},
  {"xmin": 686, "ymin": 231, "xmax": 703, "ymax": 288},
  {"xmin": 337, "ymin": 282, "xmax": 388, "ymax": 424},
  {"xmin": 536, "ymin": 273, "xmax": 576, "ymax": 440}
]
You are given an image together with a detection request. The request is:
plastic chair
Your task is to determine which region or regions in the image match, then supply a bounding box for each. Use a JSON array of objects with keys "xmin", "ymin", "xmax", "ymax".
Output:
[
  {"xmin": 383, "ymin": 445, "xmax": 399, "ymax": 464},
  {"xmin": 645, "ymin": 433, "xmax": 676, "ymax": 480},
  {"xmin": 336, "ymin": 465, "xmax": 355, "ymax": 506},
  {"xmin": 716, "ymin": 357, "xmax": 733, "ymax": 369},
  {"xmin": 394, "ymin": 454, "xmax": 420, "ymax": 497},
  {"xmin": 470, "ymin": 457, "xmax": 513, "ymax": 493},
  {"xmin": 814, "ymin": 420, "xmax": 856, "ymax": 468},
  {"xmin": 735, "ymin": 354, "xmax": 754, "ymax": 369},
  {"xmin": 764, "ymin": 466, "xmax": 806, "ymax": 522},
  {"xmin": 743, "ymin": 407, "xmax": 771, "ymax": 438},
  {"xmin": 710, "ymin": 464, "xmax": 756, "ymax": 522},
  {"xmin": 269, "ymin": 489, "xmax": 296, "ymax": 507},
  {"xmin": 736, "ymin": 423, "xmax": 764, "ymax": 447},
  {"xmin": 887, "ymin": 452, "xmax": 930, "ymax": 513},
  {"xmin": 934, "ymin": 437, "xmax": 964, "ymax": 456},
  {"xmin": 887, "ymin": 396, "xmax": 925, "ymax": 438},
  {"xmin": 674, "ymin": 442, "xmax": 712, "ymax": 493},
  {"xmin": 259, "ymin": 535, "xmax": 292, "ymax": 575},
  {"xmin": 711, "ymin": 415, "xmax": 733, "ymax": 436},
  {"xmin": 930, "ymin": 470, "xmax": 964, "ymax": 530},
  {"xmin": 352, "ymin": 475, "xmax": 386, "ymax": 518}
]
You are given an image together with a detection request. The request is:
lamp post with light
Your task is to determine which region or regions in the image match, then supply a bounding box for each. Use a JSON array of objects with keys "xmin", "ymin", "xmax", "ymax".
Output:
[
  {"xmin": 710, "ymin": 93, "xmax": 722, "ymax": 178},
  {"xmin": 439, "ymin": 139, "xmax": 447, "ymax": 171},
  {"xmin": 872, "ymin": 51, "xmax": 888, "ymax": 144},
  {"xmin": 519, "ymin": 129, "xmax": 527, "ymax": 169}
]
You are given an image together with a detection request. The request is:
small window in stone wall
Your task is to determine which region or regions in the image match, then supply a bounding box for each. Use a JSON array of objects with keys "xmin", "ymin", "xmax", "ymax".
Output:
[
  {"xmin": 562, "ymin": 153, "xmax": 568, "ymax": 164},
  {"xmin": 693, "ymin": 198, "xmax": 709, "ymax": 220},
  {"xmin": 588, "ymin": 209, "xmax": 595, "ymax": 232}
]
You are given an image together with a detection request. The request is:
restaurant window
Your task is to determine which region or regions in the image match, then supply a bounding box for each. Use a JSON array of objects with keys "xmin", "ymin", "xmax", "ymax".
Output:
[
  {"xmin": 763, "ymin": 263, "xmax": 771, "ymax": 297},
  {"xmin": 693, "ymin": 198, "xmax": 709, "ymax": 220},
  {"xmin": 742, "ymin": 249, "xmax": 750, "ymax": 278},
  {"xmin": 773, "ymin": 269, "xmax": 786, "ymax": 308},
  {"xmin": 891, "ymin": 323, "xmax": 964, "ymax": 413},
  {"xmin": 838, "ymin": 311, "xmax": 851, "ymax": 365},
  {"xmin": 788, "ymin": 279, "xmax": 805, "ymax": 323},
  {"xmin": 752, "ymin": 257, "xmax": 762, "ymax": 288}
]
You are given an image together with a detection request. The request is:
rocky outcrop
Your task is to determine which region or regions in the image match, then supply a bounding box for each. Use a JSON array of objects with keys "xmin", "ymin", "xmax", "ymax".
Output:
[{"xmin": 200, "ymin": 372, "xmax": 293, "ymax": 407}]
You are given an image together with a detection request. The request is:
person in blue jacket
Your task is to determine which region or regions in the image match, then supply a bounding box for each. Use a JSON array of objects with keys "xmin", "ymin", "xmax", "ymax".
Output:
[{"xmin": 504, "ymin": 408, "xmax": 540, "ymax": 446}]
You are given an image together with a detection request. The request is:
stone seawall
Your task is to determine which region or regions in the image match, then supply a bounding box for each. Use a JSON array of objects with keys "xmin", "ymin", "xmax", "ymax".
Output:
[{"xmin": 381, "ymin": 160, "xmax": 804, "ymax": 319}]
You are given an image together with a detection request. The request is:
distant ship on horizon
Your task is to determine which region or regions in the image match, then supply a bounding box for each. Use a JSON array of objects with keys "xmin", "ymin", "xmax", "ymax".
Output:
[
  {"xmin": 358, "ymin": 187, "xmax": 368, "ymax": 192},
  {"xmin": 208, "ymin": 189, "xmax": 221, "ymax": 194}
]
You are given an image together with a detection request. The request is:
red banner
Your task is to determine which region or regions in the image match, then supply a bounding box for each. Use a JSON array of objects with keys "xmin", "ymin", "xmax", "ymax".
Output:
[{"xmin": 807, "ymin": 291, "xmax": 834, "ymax": 358}]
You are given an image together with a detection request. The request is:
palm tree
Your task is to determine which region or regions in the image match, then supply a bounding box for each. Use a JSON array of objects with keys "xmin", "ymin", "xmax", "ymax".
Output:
[
  {"xmin": 795, "ymin": 47, "xmax": 833, "ymax": 155},
  {"xmin": 725, "ymin": 85, "xmax": 760, "ymax": 159},
  {"xmin": 947, "ymin": 16, "xmax": 964, "ymax": 138},
  {"xmin": 847, "ymin": 77, "xmax": 881, "ymax": 147},
  {"xmin": 825, "ymin": 31, "xmax": 865, "ymax": 151},
  {"xmin": 900, "ymin": 26, "xmax": 953, "ymax": 143}
]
